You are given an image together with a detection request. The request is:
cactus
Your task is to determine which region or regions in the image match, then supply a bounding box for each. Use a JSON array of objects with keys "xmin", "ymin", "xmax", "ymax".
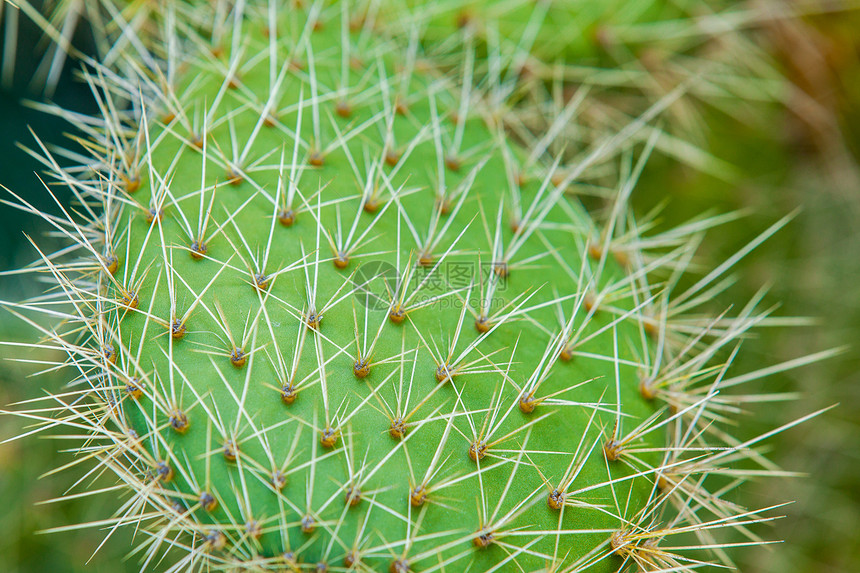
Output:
[{"xmin": 0, "ymin": 1, "xmax": 841, "ymax": 572}]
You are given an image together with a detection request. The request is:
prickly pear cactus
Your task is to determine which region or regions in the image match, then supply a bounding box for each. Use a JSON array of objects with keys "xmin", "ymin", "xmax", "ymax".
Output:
[{"xmin": 2, "ymin": 1, "xmax": 835, "ymax": 572}]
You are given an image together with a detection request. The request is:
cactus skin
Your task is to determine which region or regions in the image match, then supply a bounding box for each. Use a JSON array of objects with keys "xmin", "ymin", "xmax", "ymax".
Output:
[
  {"xmin": 1, "ymin": 1, "xmax": 838, "ymax": 573},
  {"xmin": 93, "ymin": 8, "xmax": 658, "ymax": 570}
]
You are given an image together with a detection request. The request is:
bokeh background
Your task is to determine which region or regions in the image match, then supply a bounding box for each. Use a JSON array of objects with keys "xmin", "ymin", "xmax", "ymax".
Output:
[{"xmin": 0, "ymin": 4, "xmax": 857, "ymax": 573}]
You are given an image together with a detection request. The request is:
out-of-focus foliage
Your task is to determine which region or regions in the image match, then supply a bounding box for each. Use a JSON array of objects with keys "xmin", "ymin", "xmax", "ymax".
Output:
[
  {"xmin": 0, "ymin": 323, "xmax": 140, "ymax": 573},
  {"xmin": 632, "ymin": 10, "xmax": 860, "ymax": 573},
  {"xmin": 0, "ymin": 7, "xmax": 137, "ymax": 572}
]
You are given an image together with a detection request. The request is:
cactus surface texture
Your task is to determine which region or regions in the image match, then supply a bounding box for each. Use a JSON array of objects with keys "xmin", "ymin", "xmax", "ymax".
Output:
[{"xmin": 0, "ymin": 1, "xmax": 839, "ymax": 572}]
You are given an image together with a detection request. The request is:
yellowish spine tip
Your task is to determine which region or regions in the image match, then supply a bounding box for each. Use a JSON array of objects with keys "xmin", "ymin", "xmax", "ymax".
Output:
[
  {"xmin": 518, "ymin": 393, "xmax": 537, "ymax": 414},
  {"xmin": 348, "ymin": 14, "xmax": 364, "ymax": 31},
  {"xmin": 418, "ymin": 251, "xmax": 434, "ymax": 267},
  {"xmin": 169, "ymin": 409, "xmax": 190, "ymax": 433},
  {"xmin": 612, "ymin": 248, "xmax": 629, "ymax": 267},
  {"xmin": 558, "ymin": 344, "xmax": 574, "ymax": 362},
  {"xmin": 516, "ymin": 171, "xmax": 528, "ymax": 187},
  {"xmin": 492, "ymin": 260, "xmax": 509, "ymax": 279},
  {"xmin": 344, "ymin": 485, "xmax": 362, "ymax": 507},
  {"xmin": 190, "ymin": 240, "xmax": 208, "ymax": 260},
  {"xmin": 300, "ymin": 515, "xmax": 316, "ymax": 534},
  {"xmin": 344, "ymin": 551, "xmax": 358, "ymax": 568},
  {"xmin": 126, "ymin": 428, "xmax": 140, "ymax": 449},
  {"xmin": 155, "ymin": 461, "xmax": 173, "ymax": 482},
  {"xmin": 643, "ymin": 317, "xmax": 660, "ymax": 339},
  {"xmin": 474, "ymin": 316, "xmax": 491, "ymax": 334},
  {"xmin": 409, "ymin": 484, "xmax": 427, "ymax": 507},
  {"xmin": 333, "ymin": 253, "xmax": 350, "ymax": 269},
  {"xmin": 468, "ymin": 440, "xmax": 487, "ymax": 462},
  {"xmin": 335, "ymin": 100, "xmax": 351, "ymax": 118},
  {"xmin": 455, "ymin": 11, "xmax": 475, "ymax": 29},
  {"xmin": 125, "ymin": 378, "xmax": 144, "ymax": 399},
  {"xmin": 120, "ymin": 290, "xmax": 139, "ymax": 309},
  {"xmin": 122, "ymin": 173, "xmax": 141, "ymax": 194},
  {"xmin": 363, "ymin": 196, "xmax": 380, "ymax": 213},
  {"xmin": 388, "ymin": 306, "xmax": 405, "ymax": 324},
  {"xmin": 444, "ymin": 154, "xmax": 461, "ymax": 172},
  {"xmin": 145, "ymin": 207, "xmax": 164, "ymax": 224},
  {"xmin": 547, "ymin": 488, "xmax": 564, "ymax": 510},
  {"xmin": 200, "ymin": 492, "xmax": 217, "ymax": 512},
  {"xmin": 282, "ymin": 551, "xmax": 299, "ymax": 570},
  {"xmin": 603, "ymin": 439, "xmax": 623, "ymax": 462},
  {"xmin": 205, "ymin": 530, "xmax": 226, "ymax": 551},
  {"xmin": 384, "ymin": 150, "xmax": 401, "ymax": 167},
  {"xmin": 353, "ymin": 358, "xmax": 370, "ymax": 378},
  {"xmin": 394, "ymin": 97, "xmax": 408, "ymax": 116},
  {"xmin": 389, "ymin": 418, "xmax": 406, "ymax": 440},
  {"xmin": 434, "ymin": 363, "xmax": 452, "ymax": 383},
  {"xmin": 254, "ymin": 273, "xmax": 270, "ymax": 291},
  {"xmin": 472, "ymin": 530, "xmax": 495, "ymax": 549},
  {"xmin": 171, "ymin": 319, "xmax": 187, "ymax": 340},
  {"xmin": 281, "ymin": 381, "xmax": 298, "ymax": 404},
  {"xmin": 639, "ymin": 377, "xmax": 657, "ymax": 401},
  {"xmin": 609, "ymin": 530, "xmax": 629, "ymax": 556},
  {"xmin": 245, "ymin": 519, "xmax": 263, "ymax": 540},
  {"xmin": 226, "ymin": 167, "xmax": 243, "ymax": 186},
  {"xmin": 272, "ymin": 470, "xmax": 287, "ymax": 490},
  {"xmin": 229, "ymin": 348, "xmax": 247, "ymax": 368},
  {"xmin": 103, "ymin": 253, "xmax": 119, "ymax": 275},
  {"xmin": 320, "ymin": 427, "xmax": 339, "ymax": 448},
  {"xmin": 305, "ymin": 312, "xmax": 321, "ymax": 331},
  {"xmin": 278, "ymin": 208, "xmax": 296, "ymax": 226},
  {"xmin": 222, "ymin": 439, "xmax": 238, "ymax": 462},
  {"xmin": 102, "ymin": 345, "xmax": 117, "ymax": 365}
]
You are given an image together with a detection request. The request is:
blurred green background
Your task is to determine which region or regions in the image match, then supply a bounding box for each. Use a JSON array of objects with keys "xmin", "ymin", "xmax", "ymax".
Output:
[
  {"xmin": 0, "ymin": 7, "xmax": 138, "ymax": 573},
  {"xmin": 0, "ymin": 5, "xmax": 858, "ymax": 573}
]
